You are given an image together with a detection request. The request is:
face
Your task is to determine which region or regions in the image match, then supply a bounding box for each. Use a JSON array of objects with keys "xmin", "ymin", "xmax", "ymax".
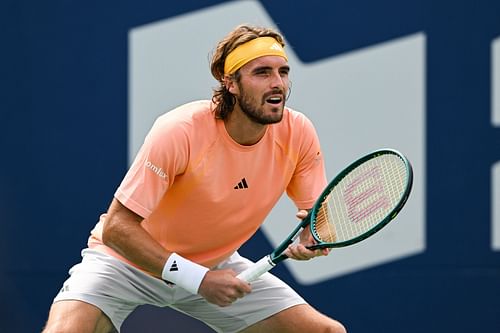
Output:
[{"xmin": 230, "ymin": 56, "xmax": 290, "ymax": 125}]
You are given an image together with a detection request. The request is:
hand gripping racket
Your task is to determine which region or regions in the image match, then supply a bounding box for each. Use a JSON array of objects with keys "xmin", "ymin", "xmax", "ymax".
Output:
[{"xmin": 237, "ymin": 148, "xmax": 413, "ymax": 283}]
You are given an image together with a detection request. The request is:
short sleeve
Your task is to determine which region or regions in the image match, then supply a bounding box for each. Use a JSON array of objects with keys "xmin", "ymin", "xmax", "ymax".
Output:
[
  {"xmin": 114, "ymin": 115, "xmax": 189, "ymax": 218},
  {"xmin": 286, "ymin": 115, "xmax": 327, "ymax": 209}
]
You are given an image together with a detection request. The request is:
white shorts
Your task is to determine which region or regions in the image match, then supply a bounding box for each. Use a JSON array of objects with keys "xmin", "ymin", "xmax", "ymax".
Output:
[{"xmin": 53, "ymin": 249, "xmax": 306, "ymax": 333}]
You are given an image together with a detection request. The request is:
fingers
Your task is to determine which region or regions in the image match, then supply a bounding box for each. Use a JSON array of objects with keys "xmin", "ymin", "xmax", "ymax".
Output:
[
  {"xmin": 321, "ymin": 248, "xmax": 331, "ymax": 256},
  {"xmin": 220, "ymin": 284, "xmax": 248, "ymax": 306},
  {"xmin": 288, "ymin": 215, "xmax": 331, "ymax": 260},
  {"xmin": 284, "ymin": 243, "xmax": 315, "ymax": 260},
  {"xmin": 285, "ymin": 243, "xmax": 330, "ymax": 260},
  {"xmin": 198, "ymin": 269, "xmax": 252, "ymax": 307},
  {"xmin": 235, "ymin": 277, "xmax": 252, "ymax": 295},
  {"xmin": 218, "ymin": 280, "xmax": 251, "ymax": 307},
  {"xmin": 295, "ymin": 209, "xmax": 309, "ymax": 220}
]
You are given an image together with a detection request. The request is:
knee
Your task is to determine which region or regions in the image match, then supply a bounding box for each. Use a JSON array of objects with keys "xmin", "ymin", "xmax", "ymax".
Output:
[
  {"xmin": 43, "ymin": 316, "xmax": 115, "ymax": 333},
  {"xmin": 43, "ymin": 300, "xmax": 114, "ymax": 333},
  {"xmin": 327, "ymin": 320, "xmax": 347, "ymax": 333},
  {"xmin": 42, "ymin": 312, "xmax": 83, "ymax": 333},
  {"xmin": 43, "ymin": 320, "xmax": 114, "ymax": 333},
  {"xmin": 42, "ymin": 321, "xmax": 68, "ymax": 333},
  {"xmin": 42, "ymin": 319, "xmax": 89, "ymax": 333}
]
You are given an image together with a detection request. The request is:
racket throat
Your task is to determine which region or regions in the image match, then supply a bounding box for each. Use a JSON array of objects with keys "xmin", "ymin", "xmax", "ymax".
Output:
[{"xmin": 273, "ymin": 224, "xmax": 307, "ymax": 260}]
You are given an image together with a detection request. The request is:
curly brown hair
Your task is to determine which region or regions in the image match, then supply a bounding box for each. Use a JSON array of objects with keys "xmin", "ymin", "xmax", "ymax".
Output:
[{"xmin": 210, "ymin": 24, "xmax": 286, "ymax": 119}]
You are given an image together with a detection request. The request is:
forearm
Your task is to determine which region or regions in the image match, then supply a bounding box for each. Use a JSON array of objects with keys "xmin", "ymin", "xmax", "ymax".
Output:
[
  {"xmin": 102, "ymin": 198, "xmax": 209, "ymax": 294},
  {"xmin": 102, "ymin": 198, "xmax": 168, "ymax": 277},
  {"xmin": 104, "ymin": 219, "xmax": 168, "ymax": 277}
]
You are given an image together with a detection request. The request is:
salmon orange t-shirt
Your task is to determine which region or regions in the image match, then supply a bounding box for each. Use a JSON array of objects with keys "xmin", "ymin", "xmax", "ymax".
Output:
[{"xmin": 88, "ymin": 100, "xmax": 327, "ymax": 271}]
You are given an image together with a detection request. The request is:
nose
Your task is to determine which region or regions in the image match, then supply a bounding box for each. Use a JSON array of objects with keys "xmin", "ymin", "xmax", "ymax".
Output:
[{"xmin": 269, "ymin": 70, "xmax": 286, "ymax": 90}]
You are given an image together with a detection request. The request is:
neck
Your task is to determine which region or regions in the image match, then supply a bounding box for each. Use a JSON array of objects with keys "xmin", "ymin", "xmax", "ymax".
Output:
[{"xmin": 224, "ymin": 106, "xmax": 267, "ymax": 146}]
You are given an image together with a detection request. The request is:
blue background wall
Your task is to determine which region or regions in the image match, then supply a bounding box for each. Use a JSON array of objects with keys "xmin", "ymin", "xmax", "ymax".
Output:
[{"xmin": 1, "ymin": 0, "xmax": 500, "ymax": 332}]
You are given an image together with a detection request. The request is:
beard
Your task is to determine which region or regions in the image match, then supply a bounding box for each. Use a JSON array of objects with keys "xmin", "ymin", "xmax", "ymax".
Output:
[{"xmin": 236, "ymin": 86, "xmax": 285, "ymax": 125}]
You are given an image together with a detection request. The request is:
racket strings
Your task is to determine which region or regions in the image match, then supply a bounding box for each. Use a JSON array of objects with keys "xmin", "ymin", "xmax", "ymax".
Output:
[
  {"xmin": 313, "ymin": 154, "xmax": 408, "ymax": 243},
  {"xmin": 314, "ymin": 203, "xmax": 337, "ymax": 242}
]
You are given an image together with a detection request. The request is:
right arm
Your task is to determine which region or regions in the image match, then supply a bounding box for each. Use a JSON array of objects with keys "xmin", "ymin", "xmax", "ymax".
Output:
[
  {"xmin": 101, "ymin": 198, "xmax": 251, "ymax": 306},
  {"xmin": 102, "ymin": 198, "xmax": 168, "ymax": 278}
]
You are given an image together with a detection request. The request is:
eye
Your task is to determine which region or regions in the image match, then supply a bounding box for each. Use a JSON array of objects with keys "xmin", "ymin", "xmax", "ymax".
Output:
[
  {"xmin": 279, "ymin": 67, "xmax": 290, "ymax": 77},
  {"xmin": 255, "ymin": 69, "xmax": 270, "ymax": 76}
]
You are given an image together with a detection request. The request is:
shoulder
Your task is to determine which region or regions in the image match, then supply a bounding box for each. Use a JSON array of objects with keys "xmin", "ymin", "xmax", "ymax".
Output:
[
  {"xmin": 270, "ymin": 107, "xmax": 322, "ymax": 162},
  {"xmin": 274, "ymin": 106, "xmax": 317, "ymax": 136},
  {"xmin": 155, "ymin": 100, "xmax": 214, "ymax": 128},
  {"xmin": 133, "ymin": 100, "xmax": 217, "ymax": 174},
  {"xmin": 148, "ymin": 100, "xmax": 216, "ymax": 139}
]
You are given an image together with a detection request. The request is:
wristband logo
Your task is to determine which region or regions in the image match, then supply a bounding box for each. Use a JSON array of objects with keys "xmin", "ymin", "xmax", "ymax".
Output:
[
  {"xmin": 169, "ymin": 260, "xmax": 179, "ymax": 272},
  {"xmin": 128, "ymin": 0, "xmax": 425, "ymax": 284}
]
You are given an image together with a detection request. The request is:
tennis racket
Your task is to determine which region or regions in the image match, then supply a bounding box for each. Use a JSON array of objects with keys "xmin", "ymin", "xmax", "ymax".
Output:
[{"xmin": 237, "ymin": 148, "xmax": 413, "ymax": 283}]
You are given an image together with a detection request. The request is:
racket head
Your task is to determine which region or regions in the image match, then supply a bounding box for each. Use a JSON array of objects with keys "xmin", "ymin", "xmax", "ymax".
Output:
[{"xmin": 308, "ymin": 148, "xmax": 413, "ymax": 249}]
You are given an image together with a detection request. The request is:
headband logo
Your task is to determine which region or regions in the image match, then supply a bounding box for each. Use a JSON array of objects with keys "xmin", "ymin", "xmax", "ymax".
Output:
[{"xmin": 270, "ymin": 43, "xmax": 282, "ymax": 51}]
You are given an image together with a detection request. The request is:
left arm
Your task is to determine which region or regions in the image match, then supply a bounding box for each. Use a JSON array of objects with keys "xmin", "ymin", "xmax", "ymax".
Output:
[
  {"xmin": 285, "ymin": 112, "xmax": 329, "ymax": 260},
  {"xmin": 284, "ymin": 209, "xmax": 330, "ymax": 260}
]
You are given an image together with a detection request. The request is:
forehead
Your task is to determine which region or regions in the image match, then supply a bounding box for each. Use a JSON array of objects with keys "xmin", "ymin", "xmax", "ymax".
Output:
[{"xmin": 239, "ymin": 55, "xmax": 289, "ymax": 72}]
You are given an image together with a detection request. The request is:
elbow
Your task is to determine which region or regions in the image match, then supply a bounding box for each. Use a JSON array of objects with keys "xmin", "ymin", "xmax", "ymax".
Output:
[
  {"xmin": 100, "ymin": 199, "xmax": 143, "ymax": 249},
  {"xmin": 101, "ymin": 216, "xmax": 118, "ymax": 248}
]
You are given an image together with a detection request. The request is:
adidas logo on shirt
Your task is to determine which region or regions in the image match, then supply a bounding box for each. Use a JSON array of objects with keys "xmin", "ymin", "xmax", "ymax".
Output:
[{"xmin": 234, "ymin": 178, "xmax": 249, "ymax": 189}]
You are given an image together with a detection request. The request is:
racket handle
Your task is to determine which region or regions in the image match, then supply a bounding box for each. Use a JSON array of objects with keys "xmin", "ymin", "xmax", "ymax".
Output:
[{"xmin": 237, "ymin": 255, "xmax": 276, "ymax": 283}]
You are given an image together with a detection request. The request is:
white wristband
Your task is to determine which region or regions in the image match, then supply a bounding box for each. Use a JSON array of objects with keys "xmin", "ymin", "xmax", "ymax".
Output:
[{"xmin": 161, "ymin": 253, "xmax": 209, "ymax": 294}]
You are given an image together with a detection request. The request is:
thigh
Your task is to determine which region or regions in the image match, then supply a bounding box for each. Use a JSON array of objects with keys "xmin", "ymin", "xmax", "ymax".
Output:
[
  {"xmin": 172, "ymin": 253, "xmax": 307, "ymax": 333},
  {"xmin": 241, "ymin": 303, "xmax": 346, "ymax": 333},
  {"xmin": 43, "ymin": 300, "xmax": 116, "ymax": 333},
  {"xmin": 50, "ymin": 249, "xmax": 175, "ymax": 330}
]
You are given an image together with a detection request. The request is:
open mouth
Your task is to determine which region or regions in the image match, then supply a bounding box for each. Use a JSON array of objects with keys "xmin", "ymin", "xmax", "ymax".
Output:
[{"xmin": 265, "ymin": 95, "xmax": 283, "ymax": 105}]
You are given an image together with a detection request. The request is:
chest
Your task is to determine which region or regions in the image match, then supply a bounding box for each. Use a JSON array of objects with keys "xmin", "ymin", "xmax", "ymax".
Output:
[{"xmin": 171, "ymin": 141, "xmax": 296, "ymax": 210}]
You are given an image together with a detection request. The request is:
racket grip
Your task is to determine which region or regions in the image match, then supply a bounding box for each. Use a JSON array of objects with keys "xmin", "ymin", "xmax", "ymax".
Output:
[{"xmin": 237, "ymin": 255, "xmax": 276, "ymax": 283}]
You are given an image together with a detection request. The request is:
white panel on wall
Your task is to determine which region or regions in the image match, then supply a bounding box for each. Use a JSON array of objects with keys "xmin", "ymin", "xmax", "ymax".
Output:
[{"xmin": 129, "ymin": 0, "xmax": 426, "ymax": 284}]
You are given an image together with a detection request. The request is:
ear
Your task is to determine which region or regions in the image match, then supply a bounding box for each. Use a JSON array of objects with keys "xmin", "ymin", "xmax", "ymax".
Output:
[{"xmin": 223, "ymin": 74, "xmax": 239, "ymax": 95}]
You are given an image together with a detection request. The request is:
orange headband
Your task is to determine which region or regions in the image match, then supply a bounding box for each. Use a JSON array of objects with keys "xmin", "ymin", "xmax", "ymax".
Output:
[{"xmin": 224, "ymin": 36, "xmax": 288, "ymax": 75}]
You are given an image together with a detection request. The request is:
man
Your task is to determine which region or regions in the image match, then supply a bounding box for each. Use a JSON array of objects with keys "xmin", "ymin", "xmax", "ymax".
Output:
[{"xmin": 43, "ymin": 24, "xmax": 347, "ymax": 333}]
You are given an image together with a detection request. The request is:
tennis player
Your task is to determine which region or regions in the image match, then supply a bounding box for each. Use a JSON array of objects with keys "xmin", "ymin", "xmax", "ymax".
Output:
[{"xmin": 43, "ymin": 24, "xmax": 346, "ymax": 333}]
